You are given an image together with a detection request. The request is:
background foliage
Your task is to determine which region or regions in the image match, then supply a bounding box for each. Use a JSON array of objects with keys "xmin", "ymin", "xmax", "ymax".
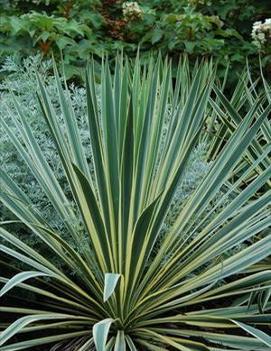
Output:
[{"xmin": 1, "ymin": 0, "xmax": 271, "ymax": 80}]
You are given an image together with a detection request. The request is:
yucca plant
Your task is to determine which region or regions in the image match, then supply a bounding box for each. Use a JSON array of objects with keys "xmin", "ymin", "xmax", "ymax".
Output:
[
  {"xmin": 206, "ymin": 64, "xmax": 271, "ymax": 189},
  {"xmin": 0, "ymin": 55, "xmax": 271, "ymax": 351},
  {"xmin": 0, "ymin": 55, "xmax": 210, "ymax": 262}
]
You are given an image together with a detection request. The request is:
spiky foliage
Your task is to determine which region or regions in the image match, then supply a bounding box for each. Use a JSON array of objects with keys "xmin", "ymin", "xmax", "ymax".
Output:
[
  {"xmin": 0, "ymin": 55, "xmax": 210, "ymax": 260},
  {"xmin": 0, "ymin": 56, "xmax": 271, "ymax": 351},
  {"xmin": 0, "ymin": 55, "xmax": 90, "ymax": 261},
  {"xmin": 205, "ymin": 63, "xmax": 271, "ymax": 189}
]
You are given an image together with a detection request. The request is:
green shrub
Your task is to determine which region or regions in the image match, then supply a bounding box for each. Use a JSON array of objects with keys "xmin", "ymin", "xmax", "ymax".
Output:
[
  {"xmin": 0, "ymin": 55, "xmax": 270, "ymax": 350},
  {"xmin": 1, "ymin": 0, "xmax": 271, "ymax": 80}
]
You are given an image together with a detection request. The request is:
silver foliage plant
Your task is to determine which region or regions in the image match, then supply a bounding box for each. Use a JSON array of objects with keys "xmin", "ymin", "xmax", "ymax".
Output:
[{"xmin": 0, "ymin": 56, "xmax": 87, "ymax": 232}]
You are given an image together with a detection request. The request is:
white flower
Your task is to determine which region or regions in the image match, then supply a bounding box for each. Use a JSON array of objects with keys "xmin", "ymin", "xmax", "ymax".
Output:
[
  {"xmin": 189, "ymin": 0, "xmax": 212, "ymax": 5},
  {"xmin": 251, "ymin": 18, "xmax": 271, "ymax": 48},
  {"xmin": 253, "ymin": 21, "xmax": 262, "ymax": 28},
  {"xmin": 122, "ymin": 1, "xmax": 144, "ymax": 21},
  {"xmin": 258, "ymin": 32, "xmax": 266, "ymax": 43}
]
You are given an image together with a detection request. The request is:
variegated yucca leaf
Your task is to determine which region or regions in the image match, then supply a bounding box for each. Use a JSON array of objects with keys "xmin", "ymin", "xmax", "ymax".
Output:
[
  {"xmin": 206, "ymin": 64, "xmax": 271, "ymax": 189},
  {"xmin": 0, "ymin": 55, "xmax": 270, "ymax": 350}
]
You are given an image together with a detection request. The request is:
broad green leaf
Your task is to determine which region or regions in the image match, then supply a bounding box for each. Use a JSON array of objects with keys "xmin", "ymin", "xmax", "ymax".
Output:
[
  {"xmin": 0, "ymin": 271, "xmax": 48, "ymax": 297},
  {"xmin": 232, "ymin": 320, "xmax": 271, "ymax": 348},
  {"xmin": 93, "ymin": 318, "xmax": 114, "ymax": 351},
  {"xmin": 0, "ymin": 314, "xmax": 90, "ymax": 346},
  {"xmin": 114, "ymin": 330, "xmax": 126, "ymax": 351},
  {"xmin": 104, "ymin": 273, "xmax": 121, "ymax": 302}
]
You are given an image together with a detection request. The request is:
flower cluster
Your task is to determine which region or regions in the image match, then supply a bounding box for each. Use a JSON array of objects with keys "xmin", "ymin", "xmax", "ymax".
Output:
[
  {"xmin": 122, "ymin": 1, "xmax": 143, "ymax": 21},
  {"xmin": 251, "ymin": 19, "xmax": 271, "ymax": 49},
  {"xmin": 188, "ymin": 0, "xmax": 212, "ymax": 6}
]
